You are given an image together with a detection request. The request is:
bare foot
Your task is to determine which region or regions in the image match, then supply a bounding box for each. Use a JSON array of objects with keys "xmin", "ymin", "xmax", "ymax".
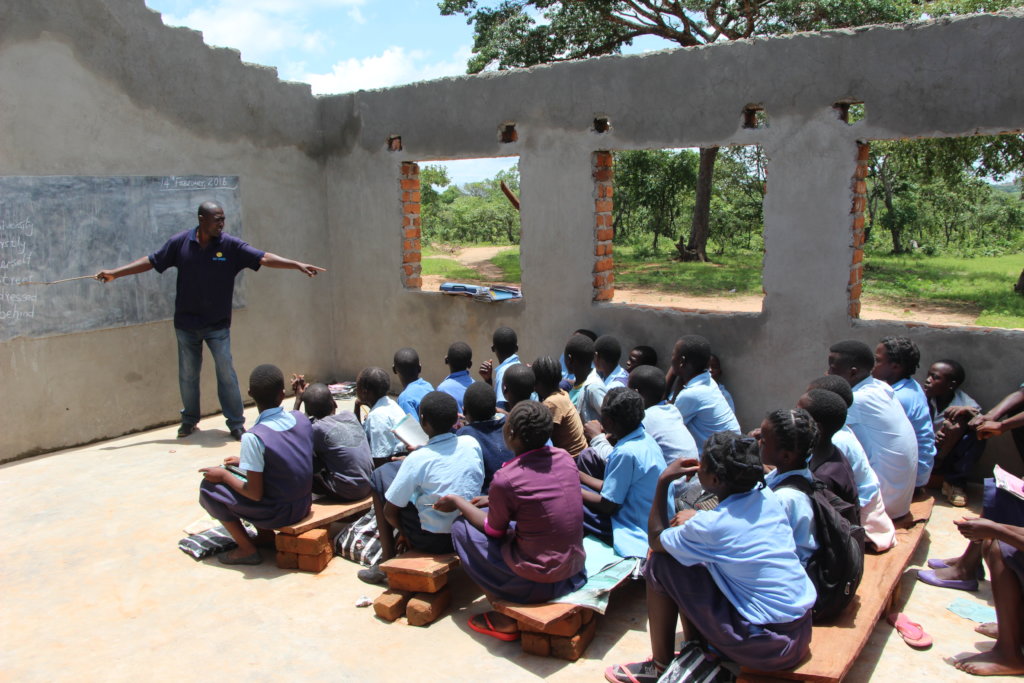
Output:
[
  {"xmin": 974, "ymin": 623, "xmax": 998, "ymax": 639},
  {"xmin": 254, "ymin": 528, "xmax": 276, "ymax": 548},
  {"xmin": 481, "ymin": 611, "xmax": 519, "ymax": 634},
  {"xmin": 954, "ymin": 648, "xmax": 1024, "ymax": 676}
]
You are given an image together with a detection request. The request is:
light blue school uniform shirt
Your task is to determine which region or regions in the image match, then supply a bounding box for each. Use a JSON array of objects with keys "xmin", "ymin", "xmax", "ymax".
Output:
[
  {"xmin": 437, "ymin": 370, "xmax": 473, "ymax": 412},
  {"xmin": 659, "ymin": 486, "xmax": 817, "ymax": 625},
  {"xmin": 589, "ymin": 402, "xmax": 699, "ymax": 466},
  {"xmin": 397, "ymin": 377, "xmax": 435, "ymax": 418},
  {"xmin": 847, "ymin": 376, "xmax": 918, "ymax": 519},
  {"xmin": 604, "ymin": 365, "xmax": 629, "ymax": 388},
  {"xmin": 891, "ymin": 377, "xmax": 937, "ymax": 488},
  {"xmin": 674, "ymin": 371, "xmax": 741, "ymax": 449},
  {"xmin": 493, "ymin": 354, "xmax": 520, "ymax": 404},
  {"xmin": 833, "ymin": 426, "xmax": 880, "ymax": 508},
  {"xmin": 765, "ymin": 468, "xmax": 818, "ymax": 566},
  {"xmin": 929, "ymin": 388, "xmax": 981, "ymax": 432},
  {"xmin": 239, "ymin": 406, "xmax": 301, "ymax": 472},
  {"xmin": 363, "ymin": 396, "xmax": 407, "ymax": 461},
  {"xmin": 719, "ymin": 383, "xmax": 736, "ymax": 413},
  {"xmin": 573, "ymin": 368, "xmax": 609, "ymax": 424},
  {"xmin": 385, "ymin": 432, "xmax": 484, "ymax": 533},
  {"xmin": 600, "ymin": 425, "xmax": 666, "ymax": 558}
]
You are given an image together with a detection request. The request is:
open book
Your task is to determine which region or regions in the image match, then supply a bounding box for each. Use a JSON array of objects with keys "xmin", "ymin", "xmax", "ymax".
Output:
[
  {"xmin": 391, "ymin": 413, "xmax": 429, "ymax": 450},
  {"xmin": 994, "ymin": 464, "xmax": 1024, "ymax": 502}
]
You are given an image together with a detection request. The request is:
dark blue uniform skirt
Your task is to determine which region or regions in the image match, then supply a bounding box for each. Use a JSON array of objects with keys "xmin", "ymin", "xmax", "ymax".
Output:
[{"xmin": 199, "ymin": 480, "xmax": 310, "ymax": 530}]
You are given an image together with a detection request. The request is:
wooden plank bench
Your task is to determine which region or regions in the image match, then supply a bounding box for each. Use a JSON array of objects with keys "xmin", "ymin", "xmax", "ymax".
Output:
[
  {"xmin": 739, "ymin": 496, "xmax": 936, "ymax": 683},
  {"xmin": 274, "ymin": 497, "xmax": 372, "ymax": 572}
]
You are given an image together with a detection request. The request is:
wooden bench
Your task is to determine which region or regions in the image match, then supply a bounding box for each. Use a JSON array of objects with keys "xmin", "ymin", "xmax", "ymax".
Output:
[
  {"xmin": 739, "ymin": 496, "xmax": 936, "ymax": 683},
  {"xmin": 274, "ymin": 497, "xmax": 372, "ymax": 572}
]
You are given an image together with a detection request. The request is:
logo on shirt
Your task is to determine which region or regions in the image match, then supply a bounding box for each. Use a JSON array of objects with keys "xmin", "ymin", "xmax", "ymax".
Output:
[{"xmin": 212, "ymin": 251, "xmax": 226, "ymax": 262}]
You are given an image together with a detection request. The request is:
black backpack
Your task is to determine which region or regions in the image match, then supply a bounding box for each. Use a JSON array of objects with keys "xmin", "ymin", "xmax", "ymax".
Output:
[{"xmin": 776, "ymin": 475, "xmax": 865, "ymax": 622}]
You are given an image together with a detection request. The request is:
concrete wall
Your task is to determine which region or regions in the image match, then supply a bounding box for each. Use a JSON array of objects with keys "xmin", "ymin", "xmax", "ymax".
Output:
[{"xmin": 3, "ymin": 1, "xmax": 1023, "ymax": 470}]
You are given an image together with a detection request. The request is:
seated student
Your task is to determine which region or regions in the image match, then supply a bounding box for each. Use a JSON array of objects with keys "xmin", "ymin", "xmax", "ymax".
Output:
[
  {"xmin": 624, "ymin": 344, "xmax": 658, "ymax": 373},
  {"xmin": 969, "ymin": 380, "xmax": 1024, "ymax": 459},
  {"xmin": 577, "ymin": 388, "xmax": 665, "ymax": 558},
  {"xmin": 393, "ymin": 347, "xmax": 434, "ymax": 418},
  {"xmin": 871, "ymin": 336, "xmax": 936, "ymax": 491},
  {"xmin": 828, "ymin": 340, "xmax": 918, "ymax": 525},
  {"xmin": 606, "ymin": 433, "xmax": 815, "ymax": 682},
  {"xmin": 438, "ymin": 401, "xmax": 587, "ymax": 640},
  {"xmin": 588, "ymin": 365, "xmax": 698, "ymax": 467},
  {"xmin": 924, "ymin": 359, "xmax": 984, "ymax": 507},
  {"xmin": 797, "ymin": 389, "xmax": 860, "ymax": 514},
  {"xmin": 479, "ymin": 326, "xmax": 521, "ymax": 406},
  {"xmin": 497, "ymin": 363, "xmax": 535, "ymax": 413},
  {"xmin": 709, "ymin": 353, "xmax": 737, "ymax": 414},
  {"xmin": 437, "ymin": 341, "xmax": 474, "ymax": 413},
  {"xmin": 532, "ymin": 355, "xmax": 587, "ymax": 456},
  {"xmin": 758, "ymin": 409, "xmax": 819, "ymax": 566},
  {"xmin": 199, "ymin": 364, "xmax": 313, "ymax": 565},
  {"xmin": 293, "ymin": 380, "xmax": 373, "ymax": 502},
  {"xmin": 565, "ymin": 333, "xmax": 607, "ymax": 423},
  {"xmin": 671, "ymin": 335, "xmax": 740, "ymax": 449},
  {"xmin": 808, "ymin": 375, "xmax": 896, "ymax": 552},
  {"xmin": 355, "ymin": 366, "xmax": 406, "ymax": 466},
  {"xmin": 560, "ymin": 328, "xmax": 597, "ymax": 388},
  {"xmin": 359, "ymin": 391, "xmax": 484, "ymax": 584},
  {"xmin": 457, "ymin": 381, "xmax": 514, "ymax": 491},
  {"xmin": 594, "ymin": 334, "xmax": 629, "ymax": 387}
]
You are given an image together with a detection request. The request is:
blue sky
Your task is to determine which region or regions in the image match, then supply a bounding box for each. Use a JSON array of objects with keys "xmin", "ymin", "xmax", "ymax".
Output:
[{"xmin": 144, "ymin": 1, "xmax": 675, "ymax": 185}]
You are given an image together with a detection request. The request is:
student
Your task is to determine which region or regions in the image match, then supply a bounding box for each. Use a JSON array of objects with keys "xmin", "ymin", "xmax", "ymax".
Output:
[
  {"xmin": 709, "ymin": 353, "xmax": 737, "ymax": 414},
  {"xmin": 871, "ymin": 336, "xmax": 936, "ymax": 490},
  {"xmin": 565, "ymin": 333, "xmax": 607, "ymax": 423},
  {"xmin": 560, "ymin": 328, "xmax": 597, "ymax": 387},
  {"xmin": 438, "ymin": 401, "xmax": 587, "ymax": 640},
  {"xmin": 355, "ymin": 366, "xmax": 406, "ymax": 466},
  {"xmin": 479, "ymin": 326, "xmax": 520, "ymax": 405},
  {"xmin": 969, "ymin": 381, "xmax": 1024, "ymax": 459},
  {"xmin": 360, "ymin": 391, "xmax": 484, "ymax": 584},
  {"xmin": 924, "ymin": 359, "xmax": 984, "ymax": 507},
  {"xmin": 498, "ymin": 363, "xmax": 535, "ymax": 413},
  {"xmin": 393, "ymin": 347, "xmax": 434, "ymax": 418},
  {"xmin": 594, "ymin": 334, "xmax": 629, "ymax": 387},
  {"xmin": 293, "ymin": 380, "xmax": 373, "ymax": 502},
  {"xmin": 457, "ymin": 381, "xmax": 514, "ymax": 491},
  {"xmin": 436, "ymin": 341, "xmax": 474, "ymax": 413},
  {"xmin": 808, "ymin": 375, "xmax": 896, "ymax": 552},
  {"xmin": 758, "ymin": 409, "xmax": 819, "ymax": 566},
  {"xmin": 588, "ymin": 365, "xmax": 698, "ymax": 467},
  {"xmin": 827, "ymin": 340, "xmax": 918, "ymax": 524},
  {"xmin": 606, "ymin": 433, "xmax": 815, "ymax": 682},
  {"xmin": 624, "ymin": 345, "xmax": 658, "ymax": 373},
  {"xmin": 578, "ymin": 388, "xmax": 665, "ymax": 558},
  {"xmin": 532, "ymin": 355, "xmax": 587, "ymax": 456},
  {"xmin": 797, "ymin": 389, "xmax": 860, "ymax": 514},
  {"xmin": 198, "ymin": 364, "xmax": 313, "ymax": 565},
  {"xmin": 671, "ymin": 335, "xmax": 740, "ymax": 449}
]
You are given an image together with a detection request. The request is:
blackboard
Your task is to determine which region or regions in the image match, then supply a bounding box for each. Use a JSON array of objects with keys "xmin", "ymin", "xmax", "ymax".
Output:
[{"xmin": 0, "ymin": 176, "xmax": 244, "ymax": 342}]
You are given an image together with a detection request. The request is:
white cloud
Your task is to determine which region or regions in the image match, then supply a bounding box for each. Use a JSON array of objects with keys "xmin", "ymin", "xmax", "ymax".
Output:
[{"xmin": 305, "ymin": 45, "xmax": 472, "ymax": 95}]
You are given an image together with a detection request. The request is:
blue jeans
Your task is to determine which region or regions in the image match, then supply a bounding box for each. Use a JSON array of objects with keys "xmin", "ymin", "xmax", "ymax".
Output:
[{"xmin": 175, "ymin": 326, "xmax": 245, "ymax": 430}]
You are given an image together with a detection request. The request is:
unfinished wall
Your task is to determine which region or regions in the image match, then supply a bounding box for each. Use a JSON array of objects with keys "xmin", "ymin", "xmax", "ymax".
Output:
[{"xmin": 0, "ymin": 0, "xmax": 330, "ymax": 459}]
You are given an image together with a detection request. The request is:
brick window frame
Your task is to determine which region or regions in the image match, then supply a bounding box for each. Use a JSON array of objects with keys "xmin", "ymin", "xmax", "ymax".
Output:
[
  {"xmin": 593, "ymin": 151, "xmax": 614, "ymax": 302},
  {"xmin": 848, "ymin": 142, "xmax": 869, "ymax": 318},
  {"xmin": 400, "ymin": 161, "xmax": 422, "ymax": 289}
]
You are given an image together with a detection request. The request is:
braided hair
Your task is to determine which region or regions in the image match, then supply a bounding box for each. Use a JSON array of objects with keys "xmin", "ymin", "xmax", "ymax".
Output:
[
  {"xmin": 879, "ymin": 336, "xmax": 920, "ymax": 378},
  {"xmin": 507, "ymin": 400, "xmax": 553, "ymax": 451},
  {"xmin": 764, "ymin": 408, "xmax": 819, "ymax": 458},
  {"xmin": 702, "ymin": 431, "xmax": 766, "ymax": 494}
]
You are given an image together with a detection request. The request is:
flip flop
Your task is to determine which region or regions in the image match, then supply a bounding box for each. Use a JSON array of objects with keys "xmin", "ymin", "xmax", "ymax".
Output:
[
  {"xmin": 926, "ymin": 559, "xmax": 985, "ymax": 578},
  {"xmin": 916, "ymin": 569, "xmax": 978, "ymax": 592},
  {"xmin": 604, "ymin": 660, "xmax": 662, "ymax": 683},
  {"xmin": 888, "ymin": 612, "xmax": 932, "ymax": 648},
  {"xmin": 468, "ymin": 612, "xmax": 519, "ymax": 642}
]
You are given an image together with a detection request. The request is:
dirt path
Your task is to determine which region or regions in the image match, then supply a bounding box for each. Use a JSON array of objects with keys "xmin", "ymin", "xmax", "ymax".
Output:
[{"xmin": 451, "ymin": 246, "xmax": 512, "ymax": 280}]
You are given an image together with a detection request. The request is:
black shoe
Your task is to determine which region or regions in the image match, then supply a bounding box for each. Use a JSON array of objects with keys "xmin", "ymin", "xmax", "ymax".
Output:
[
  {"xmin": 357, "ymin": 564, "xmax": 387, "ymax": 585},
  {"xmin": 177, "ymin": 423, "xmax": 198, "ymax": 438},
  {"xmin": 230, "ymin": 427, "xmax": 246, "ymax": 441}
]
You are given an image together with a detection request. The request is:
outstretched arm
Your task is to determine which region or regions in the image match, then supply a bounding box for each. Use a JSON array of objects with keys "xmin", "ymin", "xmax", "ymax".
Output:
[
  {"xmin": 260, "ymin": 252, "xmax": 325, "ymax": 277},
  {"xmin": 95, "ymin": 256, "xmax": 153, "ymax": 282},
  {"xmin": 648, "ymin": 459, "xmax": 700, "ymax": 554}
]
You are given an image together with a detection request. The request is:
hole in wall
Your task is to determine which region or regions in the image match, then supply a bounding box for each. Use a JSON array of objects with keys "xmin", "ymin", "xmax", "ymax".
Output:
[
  {"xmin": 593, "ymin": 116, "xmax": 611, "ymax": 134},
  {"xmin": 834, "ymin": 101, "xmax": 866, "ymax": 125},
  {"xmin": 742, "ymin": 105, "xmax": 767, "ymax": 129},
  {"xmin": 499, "ymin": 122, "xmax": 518, "ymax": 144},
  {"xmin": 387, "ymin": 135, "xmax": 403, "ymax": 151}
]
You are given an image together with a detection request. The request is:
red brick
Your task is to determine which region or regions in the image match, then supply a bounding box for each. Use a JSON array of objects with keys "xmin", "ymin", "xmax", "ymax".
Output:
[
  {"xmin": 593, "ymin": 273, "xmax": 608, "ymax": 288},
  {"xmin": 849, "ymin": 301, "xmax": 862, "ymax": 318},
  {"xmin": 297, "ymin": 546, "xmax": 332, "ymax": 573},
  {"xmin": 412, "ymin": 217, "xmax": 421, "ymax": 227},
  {"xmin": 593, "ymin": 287, "xmax": 614, "ymax": 302},
  {"xmin": 400, "ymin": 162, "xmax": 419, "ymax": 177},
  {"xmin": 373, "ymin": 589, "xmax": 414, "ymax": 622},
  {"xmin": 275, "ymin": 551, "xmax": 299, "ymax": 569},
  {"xmin": 550, "ymin": 616, "xmax": 597, "ymax": 661},
  {"xmin": 851, "ymin": 249, "xmax": 863, "ymax": 265},
  {"xmin": 594, "ymin": 257, "xmax": 613, "ymax": 273},
  {"xmin": 595, "ymin": 243, "xmax": 607, "ymax": 257},
  {"xmin": 852, "ymin": 230, "xmax": 865, "ymax": 247},
  {"xmin": 849, "ymin": 266, "xmax": 862, "ymax": 286},
  {"xmin": 387, "ymin": 571, "xmax": 447, "ymax": 593},
  {"xmin": 857, "ymin": 143, "xmax": 871, "ymax": 161},
  {"xmin": 605, "ymin": 272, "xmax": 615, "ymax": 286},
  {"xmin": 521, "ymin": 631, "xmax": 551, "ymax": 657},
  {"xmin": 404, "ymin": 203, "xmax": 421, "ymax": 214},
  {"xmin": 404, "ymin": 277, "xmax": 422, "ymax": 289},
  {"xmin": 851, "ymin": 196, "xmax": 866, "ymax": 213},
  {"xmin": 593, "ymin": 168, "xmax": 613, "ymax": 182},
  {"xmin": 275, "ymin": 528, "xmax": 329, "ymax": 555},
  {"xmin": 594, "ymin": 199, "xmax": 613, "ymax": 213},
  {"xmin": 854, "ymin": 162, "xmax": 870, "ymax": 179},
  {"xmin": 852, "ymin": 215, "xmax": 865, "ymax": 230},
  {"xmin": 596, "ymin": 229, "xmax": 614, "ymax": 242},
  {"xmin": 848, "ymin": 282, "xmax": 863, "ymax": 300},
  {"xmin": 403, "ymin": 264, "xmax": 415, "ymax": 276},
  {"xmin": 406, "ymin": 587, "xmax": 452, "ymax": 626},
  {"xmin": 403, "ymin": 215, "xmax": 412, "ymax": 227},
  {"xmin": 403, "ymin": 239, "xmax": 420, "ymax": 252},
  {"xmin": 580, "ymin": 609, "xmax": 594, "ymax": 625},
  {"xmin": 594, "ymin": 151, "xmax": 613, "ymax": 167},
  {"xmin": 400, "ymin": 178, "xmax": 419, "ymax": 190},
  {"xmin": 603, "ymin": 185, "xmax": 614, "ymax": 198},
  {"xmin": 404, "ymin": 228, "xmax": 420, "ymax": 239},
  {"xmin": 853, "ymin": 180, "xmax": 867, "ymax": 194},
  {"xmin": 403, "ymin": 251, "xmax": 422, "ymax": 263}
]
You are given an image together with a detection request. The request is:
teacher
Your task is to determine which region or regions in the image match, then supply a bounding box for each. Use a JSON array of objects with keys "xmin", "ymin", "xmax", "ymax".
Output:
[{"xmin": 96, "ymin": 201, "xmax": 325, "ymax": 440}]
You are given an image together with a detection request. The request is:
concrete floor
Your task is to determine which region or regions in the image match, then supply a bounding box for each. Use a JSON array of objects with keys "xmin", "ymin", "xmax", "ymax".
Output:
[{"xmin": 1, "ymin": 404, "xmax": 1017, "ymax": 682}]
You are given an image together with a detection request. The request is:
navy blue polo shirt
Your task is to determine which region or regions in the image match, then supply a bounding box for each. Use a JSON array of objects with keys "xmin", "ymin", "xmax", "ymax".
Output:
[{"xmin": 149, "ymin": 228, "xmax": 265, "ymax": 330}]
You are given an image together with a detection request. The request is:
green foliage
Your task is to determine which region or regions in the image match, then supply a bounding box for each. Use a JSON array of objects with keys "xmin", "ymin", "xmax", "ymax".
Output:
[
  {"xmin": 421, "ymin": 164, "xmax": 521, "ymax": 245},
  {"xmin": 420, "ymin": 256, "xmax": 486, "ymax": 280},
  {"xmin": 490, "ymin": 248, "xmax": 522, "ymax": 281},
  {"xmin": 614, "ymin": 245, "xmax": 764, "ymax": 295}
]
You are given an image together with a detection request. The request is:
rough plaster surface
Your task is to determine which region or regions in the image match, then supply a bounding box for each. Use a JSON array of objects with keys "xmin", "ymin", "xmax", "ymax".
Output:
[{"xmin": 2, "ymin": 1, "xmax": 1023, "ymax": 468}]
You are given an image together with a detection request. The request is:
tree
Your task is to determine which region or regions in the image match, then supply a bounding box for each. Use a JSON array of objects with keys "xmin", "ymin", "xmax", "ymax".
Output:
[{"xmin": 612, "ymin": 149, "xmax": 698, "ymax": 250}]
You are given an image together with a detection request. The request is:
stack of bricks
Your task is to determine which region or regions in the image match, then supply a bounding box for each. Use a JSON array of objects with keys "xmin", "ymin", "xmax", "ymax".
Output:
[
  {"xmin": 494, "ymin": 602, "xmax": 599, "ymax": 661},
  {"xmin": 372, "ymin": 552, "xmax": 460, "ymax": 627},
  {"xmin": 275, "ymin": 528, "xmax": 333, "ymax": 573},
  {"xmin": 400, "ymin": 161, "xmax": 422, "ymax": 290},
  {"xmin": 849, "ymin": 142, "xmax": 870, "ymax": 319},
  {"xmin": 593, "ymin": 151, "xmax": 615, "ymax": 302}
]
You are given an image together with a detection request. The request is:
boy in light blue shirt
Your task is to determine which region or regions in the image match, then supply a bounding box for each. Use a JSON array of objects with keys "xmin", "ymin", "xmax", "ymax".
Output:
[
  {"xmin": 355, "ymin": 366, "xmax": 407, "ymax": 465},
  {"xmin": 566, "ymin": 333, "xmax": 607, "ymax": 423},
  {"xmin": 394, "ymin": 347, "xmax": 434, "ymax": 418},
  {"xmin": 671, "ymin": 336, "xmax": 740, "ymax": 449},
  {"xmin": 595, "ymin": 334, "xmax": 629, "ymax": 387},
  {"xmin": 436, "ymin": 341, "xmax": 473, "ymax": 413},
  {"xmin": 480, "ymin": 326, "xmax": 520, "ymax": 405}
]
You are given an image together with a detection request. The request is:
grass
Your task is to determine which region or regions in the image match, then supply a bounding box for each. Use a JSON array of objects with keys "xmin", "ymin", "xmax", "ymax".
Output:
[
  {"xmin": 613, "ymin": 246, "xmax": 763, "ymax": 296},
  {"xmin": 420, "ymin": 257, "xmax": 483, "ymax": 281},
  {"xmin": 490, "ymin": 249, "xmax": 521, "ymax": 282}
]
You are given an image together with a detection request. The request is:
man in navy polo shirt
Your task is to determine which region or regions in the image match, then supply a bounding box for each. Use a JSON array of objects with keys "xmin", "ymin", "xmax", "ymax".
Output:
[{"xmin": 96, "ymin": 201, "xmax": 324, "ymax": 440}]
